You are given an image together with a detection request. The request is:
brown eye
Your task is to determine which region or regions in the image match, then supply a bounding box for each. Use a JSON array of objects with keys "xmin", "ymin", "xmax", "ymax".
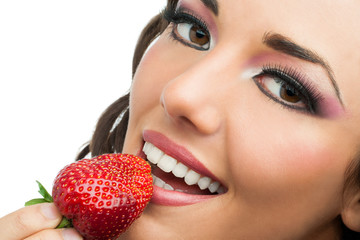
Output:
[
  {"xmin": 189, "ymin": 26, "xmax": 210, "ymax": 46},
  {"xmin": 254, "ymin": 75, "xmax": 307, "ymax": 109},
  {"xmin": 175, "ymin": 22, "xmax": 210, "ymax": 49},
  {"xmin": 280, "ymin": 83, "xmax": 301, "ymax": 103}
]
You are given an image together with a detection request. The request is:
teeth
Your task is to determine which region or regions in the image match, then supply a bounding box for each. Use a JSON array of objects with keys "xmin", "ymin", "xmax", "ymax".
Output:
[
  {"xmin": 142, "ymin": 142, "xmax": 152, "ymax": 154},
  {"xmin": 144, "ymin": 142, "xmax": 164, "ymax": 164},
  {"xmin": 152, "ymin": 174, "xmax": 175, "ymax": 191},
  {"xmin": 197, "ymin": 177, "xmax": 212, "ymax": 190},
  {"xmin": 208, "ymin": 181, "xmax": 220, "ymax": 193},
  {"xmin": 184, "ymin": 170, "xmax": 201, "ymax": 185},
  {"xmin": 172, "ymin": 162, "xmax": 188, "ymax": 178},
  {"xmin": 217, "ymin": 186, "xmax": 226, "ymax": 194},
  {"xmin": 143, "ymin": 142, "xmax": 226, "ymax": 194},
  {"xmin": 157, "ymin": 155, "xmax": 177, "ymax": 173},
  {"xmin": 153, "ymin": 174, "xmax": 165, "ymax": 188},
  {"xmin": 164, "ymin": 183, "xmax": 174, "ymax": 191}
]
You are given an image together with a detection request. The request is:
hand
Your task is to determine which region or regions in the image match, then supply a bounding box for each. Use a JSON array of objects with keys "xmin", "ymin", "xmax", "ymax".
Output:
[{"xmin": 0, "ymin": 203, "xmax": 83, "ymax": 240}]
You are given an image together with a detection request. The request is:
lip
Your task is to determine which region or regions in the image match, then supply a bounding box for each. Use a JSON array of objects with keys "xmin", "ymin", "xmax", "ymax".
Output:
[
  {"xmin": 142, "ymin": 130, "xmax": 224, "ymax": 206},
  {"xmin": 143, "ymin": 130, "xmax": 220, "ymax": 182},
  {"xmin": 151, "ymin": 185, "xmax": 217, "ymax": 206}
]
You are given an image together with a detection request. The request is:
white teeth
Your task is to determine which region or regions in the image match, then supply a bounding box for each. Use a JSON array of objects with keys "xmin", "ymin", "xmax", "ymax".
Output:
[
  {"xmin": 157, "ymin": 155, "xmax": 177, "ymax": 173},
  {"xmin": 208, "ymin": 181, "xmax": 220, "ymax": 193},
  {"xmin": 164, "ymin": 184, "xmax": 174, "ymax": 191},
  {"xmin": 144, "ymin": 141, "xmax": 226, "ymax": 194},
  {"xmin": 144, "ymin": 142, "xmax": 164, "ymax": 164},
  {"xmin": 172, "ymin": 162, "xmax": 188, "ymax": 178},
  {"xmin": 184, "ymin": 170, "xmax": 201, "ymax": 185},
  {"xmin": 153, "ymin": 175, "xmax": 165, "ymax": 188},
  {"xmin": 197, "ymin": 177, "xmax": 212, "ymax": 190},
  {"xmin": 142, "ymin": 142, "xmax": 152, "ymax": 154},
  {"xmin": 153, "ymin": 175, "xmax": 175, "ymax": 191}
]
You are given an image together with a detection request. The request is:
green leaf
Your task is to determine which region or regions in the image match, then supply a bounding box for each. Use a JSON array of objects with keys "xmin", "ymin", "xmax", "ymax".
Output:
[
  {"xmin": 36, "ymin": 180, "xmax": 53, "ymax": 202},
  {"xmin": 25, "ymin": 198, "xmax": 48, "ymax": 206},
  {"xmin": 25, "ymin": 181, "xmax": 53, "ymax": 206},
  {"xmin": 25, "ymin": 181, "xmax": 73, "ymax": 229},
  {"xmin": 56, "ymin": 217, "xmax": 73, "ymax": 228}
]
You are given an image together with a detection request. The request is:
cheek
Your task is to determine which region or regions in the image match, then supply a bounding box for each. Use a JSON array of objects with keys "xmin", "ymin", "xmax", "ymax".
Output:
[
  {"xmin": 129, "ymin": 37, "xmax": 169, "ymax": 119},
  {"xmin": 226, "ymin": 95, "xmax": 352, "ymax": 218},
  {"xmin": 123, "ymin": 37, "xmax": 170, "ymax": 153},
  {"xmin": 129, "ymin": 32, "xmax": 205, "ymax": 120},
  {"xmin": 231, "ymin": 121, "xmax": 347, "ymax": 197}
]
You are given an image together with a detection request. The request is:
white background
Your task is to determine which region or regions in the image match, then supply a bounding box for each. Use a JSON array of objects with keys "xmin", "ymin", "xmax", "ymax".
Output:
[{"xmin": 0, "ymin": 0, "xmax": 166, "ymax": 217}]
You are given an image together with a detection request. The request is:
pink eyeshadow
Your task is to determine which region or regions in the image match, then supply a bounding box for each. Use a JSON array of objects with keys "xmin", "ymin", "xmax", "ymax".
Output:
[
  {"xmin": 177, "ymin": 0, "xmax": 218, "ymax": 41},
  {"xmin": 318, "ymin": 97, "xmax": 345, "ymax": 118}
]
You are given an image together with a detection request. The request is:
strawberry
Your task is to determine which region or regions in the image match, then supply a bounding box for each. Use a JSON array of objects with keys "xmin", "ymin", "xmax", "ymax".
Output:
[{"xmin": 26, "ymin": 153, "xmax": 153, "ymax": 240}]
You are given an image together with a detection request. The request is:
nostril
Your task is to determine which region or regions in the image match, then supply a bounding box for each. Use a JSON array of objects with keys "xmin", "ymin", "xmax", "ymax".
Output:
[{"xmin": 178, "ymin": 116, "xmax": 197, "ymax": 129}]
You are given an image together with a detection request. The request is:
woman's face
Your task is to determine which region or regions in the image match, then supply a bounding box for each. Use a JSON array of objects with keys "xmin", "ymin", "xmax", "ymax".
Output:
[{"xmin": 121, "ymin": 0, "xmax": 360, "ymax": 239}]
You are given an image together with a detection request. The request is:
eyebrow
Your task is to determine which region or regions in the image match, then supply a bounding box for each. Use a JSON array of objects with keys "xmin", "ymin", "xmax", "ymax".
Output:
[
  {"xmin": 200, "ymin": 0, "xmax": 219, "ymax": 15},
  {"xmin": 262, "ymin": 32, "xmax": 343, "ymax": 104}
]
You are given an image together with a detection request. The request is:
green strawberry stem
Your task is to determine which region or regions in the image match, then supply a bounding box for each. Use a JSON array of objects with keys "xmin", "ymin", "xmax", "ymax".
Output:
[
  {"xmin": 25, "ymin": 180, "xmax": 72, "ymax": 229},
  {"xmin": 57, "ymin": 216, "xmax": 72, "ymax": 228}
]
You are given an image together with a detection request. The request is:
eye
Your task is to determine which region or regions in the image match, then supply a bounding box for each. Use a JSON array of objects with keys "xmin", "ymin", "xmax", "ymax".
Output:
[
  {"xmin": 252, "ymin": 67, "xmax": 322, "ymax": 114},
  {"xmin": 174, "ymin": 22, "xmax": 210, "ymax": 50},
  {"xmin": 162, "ymin": 7, "xmax": 211, "ymax": 51},
  {"xmin": 257, "ymin": 75, "xmax": 306, "ymax": 108}
]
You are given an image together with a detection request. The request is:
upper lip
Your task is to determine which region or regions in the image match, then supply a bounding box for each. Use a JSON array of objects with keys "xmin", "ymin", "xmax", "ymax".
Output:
[{"xmin": 142, "ymin": 129, "xmax": 221, "ymax": 183}]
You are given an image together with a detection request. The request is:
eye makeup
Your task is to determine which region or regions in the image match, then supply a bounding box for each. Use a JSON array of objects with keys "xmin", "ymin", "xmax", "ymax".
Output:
[
  {"xmin": 252, "ymin": 64, "xmax": 323, "ymax": 114},
  {"xmin": 163, "ymin": 5, "xmax": 211, "ymax": 51},
  {"xmin": 164, "ymin": 0, "xmax": 218, "ymax": 42},
  {"xmin": 161, "ymin": 1, "xmax": 344, "ymax": 119},
  {"xmin": 249, "ymin": 64, "xmax": 344, "ymax": 118},
  {"xmin": 239, "ymin": 49, "xmax": 345, "ymax": 119}
]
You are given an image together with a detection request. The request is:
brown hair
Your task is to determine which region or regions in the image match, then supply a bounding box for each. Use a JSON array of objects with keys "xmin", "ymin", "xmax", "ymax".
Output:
[
  {"xmin": 75, "ymin": 1, "xmax": 360, "ymax": 239},
  {"xmin": 76, "ymin": 6, "xmax": 170, "ymax": 160}
]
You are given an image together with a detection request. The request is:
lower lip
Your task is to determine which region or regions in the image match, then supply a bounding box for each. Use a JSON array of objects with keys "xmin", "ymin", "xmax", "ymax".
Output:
[{"xmin": 151, "ymin": 185, "xmax": 217, "ymax": 206}]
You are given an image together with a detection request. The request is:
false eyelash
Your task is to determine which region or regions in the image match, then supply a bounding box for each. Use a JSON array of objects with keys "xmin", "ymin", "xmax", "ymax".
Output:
[
  {"xmin": 162, "ymin": 4, "xmax": 209, "ymax": 31},
  {"xmin": 161, "ymin": 5, "xmax": 210, "ymax": 51},
  {"xmin": 255, "ymin": 64, "xmax": 324, "ymax": 114}
]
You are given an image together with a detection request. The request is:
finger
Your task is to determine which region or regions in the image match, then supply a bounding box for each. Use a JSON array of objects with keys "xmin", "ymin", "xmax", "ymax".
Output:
[
  {"xmin": 0, "ymin": 203, "xmax": 62, "ymax": 240},
  {"xmin": 24, "ymin": 228, "xmax": 83, "ymax": 240}
]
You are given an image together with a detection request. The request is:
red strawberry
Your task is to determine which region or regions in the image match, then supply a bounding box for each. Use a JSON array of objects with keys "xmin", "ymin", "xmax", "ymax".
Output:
[{"xmin": 26, "ymin": 153, "xmax": 153, "ymax": 240}]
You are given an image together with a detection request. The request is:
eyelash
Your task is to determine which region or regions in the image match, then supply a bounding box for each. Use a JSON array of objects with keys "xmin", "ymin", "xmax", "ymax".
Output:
[
  {"xmin": 162, "ymin": 6, "xmax": 211, "ymax": 51},
  {"xmin": 253, "ymin": 65, "xmax": 323, "ymax": 114}
]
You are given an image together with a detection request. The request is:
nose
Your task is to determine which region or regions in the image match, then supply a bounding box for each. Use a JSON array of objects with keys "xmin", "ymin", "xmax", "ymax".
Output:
[{"xmin": 160, "ymin": 59, "xmax": 223, "ymax": 135}]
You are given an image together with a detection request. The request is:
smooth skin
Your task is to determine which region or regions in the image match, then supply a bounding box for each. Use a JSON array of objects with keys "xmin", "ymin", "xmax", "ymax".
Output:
[
  {"xmin": 120, "ymin": 0, "xmax": 360, "ymax": 239},
  {"xmin": 0, "ymin": 203, "xmax": 82, "ymax": 240},
  {"xmin": 1, "ymin": 0, "xmax": 360, "ymax": 240}
]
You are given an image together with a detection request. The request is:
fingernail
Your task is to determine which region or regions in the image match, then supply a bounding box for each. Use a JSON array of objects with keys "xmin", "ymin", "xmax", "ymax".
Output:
[
  {"xmin": 62, "ymin": 228, "xmax": 83, "ymax": 240},
  {"xmin": 40, "ymin": 203, "xmax": 61, "ymax": 220}
]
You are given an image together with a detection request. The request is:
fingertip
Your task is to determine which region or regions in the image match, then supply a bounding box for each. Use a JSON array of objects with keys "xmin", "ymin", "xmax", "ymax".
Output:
[
  {"xmin": 40, "ymin": 203, "xmax": 62, "ymax": 221},
  {"xmin": 62, "ymin": 228, "xmax": 83, "ymax": 240},
  {"xmin": 0, "ymin": 203, "xmax": 63, "ymax": 239}
]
